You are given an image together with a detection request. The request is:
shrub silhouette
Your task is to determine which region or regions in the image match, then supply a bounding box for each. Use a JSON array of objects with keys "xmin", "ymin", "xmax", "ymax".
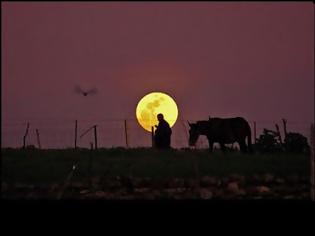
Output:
[
  {"xmin": 255, "ymin": 129, "xmax": 282, "ymax": 153},
  {"xmin": 255, "ymin": 129, "xmax": 310, "ymax": 154},
  {"xmin": 284, "ymin": 132, "xmax": 310, "ymax": 154}
]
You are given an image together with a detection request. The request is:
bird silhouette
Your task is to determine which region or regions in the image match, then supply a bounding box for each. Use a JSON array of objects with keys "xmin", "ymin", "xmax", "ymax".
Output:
[{"xmin": 74, "ymin": 85, "xmax": 98, "ymax": 97}]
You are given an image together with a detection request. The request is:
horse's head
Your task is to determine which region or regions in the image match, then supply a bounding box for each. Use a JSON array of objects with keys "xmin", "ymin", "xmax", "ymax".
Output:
[
  {"xmin": 188, "ymin": 122, "xmax": 199, "ymax": 146},
  {"xmin": 188, "ymin": 120, "xmax": 211, "ymax": 146}
]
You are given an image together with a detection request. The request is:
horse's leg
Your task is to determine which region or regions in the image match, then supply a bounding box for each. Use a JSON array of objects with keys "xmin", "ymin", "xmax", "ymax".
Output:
[
  {"xmin": 207, "ymin": 139, "xmax": 213, "ymax": 152},
  {"xmin": 238, "ymin": 139, "xmax": 247, "ymax": 153},
  {"xmin": 220, "ymin": 142, "xmax": 226, "ymax": 152}
]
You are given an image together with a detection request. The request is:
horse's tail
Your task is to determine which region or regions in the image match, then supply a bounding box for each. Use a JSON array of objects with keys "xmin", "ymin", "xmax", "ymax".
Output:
[{"xmin": 247, "ymin": 123, "xmax": 253, "ymax": 153}]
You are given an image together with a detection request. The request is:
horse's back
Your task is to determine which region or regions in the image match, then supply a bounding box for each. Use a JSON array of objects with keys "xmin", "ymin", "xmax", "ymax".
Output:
[
  {"xmin": 228, "ymin": 117, "xmax": 250, "ymax": 128},
  {"xmin": 209, "ymin": 117, "xmax": 251, "ymax": 139}
]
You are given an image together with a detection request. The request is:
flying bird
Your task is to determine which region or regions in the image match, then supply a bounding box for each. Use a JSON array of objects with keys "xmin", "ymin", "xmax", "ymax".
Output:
[{"xmin": 74, "ymin": 85, "xmax": 98, "ymax": 97}]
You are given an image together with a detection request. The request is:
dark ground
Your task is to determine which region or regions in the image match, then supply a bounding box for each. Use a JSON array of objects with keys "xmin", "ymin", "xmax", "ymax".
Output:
[{"xmin": 1, "ymin": 148, "xmax": 311, "ymax": 200}]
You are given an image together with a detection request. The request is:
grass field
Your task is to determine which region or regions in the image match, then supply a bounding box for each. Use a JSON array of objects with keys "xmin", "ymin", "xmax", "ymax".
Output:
[{"xmin": 2, "ymin": 147, "xmax": 310, "ymax": 185}]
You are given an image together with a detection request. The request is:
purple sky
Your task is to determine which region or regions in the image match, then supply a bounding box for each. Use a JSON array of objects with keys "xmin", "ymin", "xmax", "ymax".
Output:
[{"xmin": 2, "ymin": 2, "xmax": 314, "ymax": 148}]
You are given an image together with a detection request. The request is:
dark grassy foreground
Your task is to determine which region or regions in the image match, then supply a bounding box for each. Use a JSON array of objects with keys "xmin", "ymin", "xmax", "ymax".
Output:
[{"xmin": 1, "ymin": 148, "xmax": 311, "ymax": 199}]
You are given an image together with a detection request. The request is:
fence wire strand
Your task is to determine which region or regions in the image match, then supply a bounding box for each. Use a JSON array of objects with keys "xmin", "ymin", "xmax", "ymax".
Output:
[{"xmin": 1, "ymin": 119, "xmax": 312, "ymax": 149}]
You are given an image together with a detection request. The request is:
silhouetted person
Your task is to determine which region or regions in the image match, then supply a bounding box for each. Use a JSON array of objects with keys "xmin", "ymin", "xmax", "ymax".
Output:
[{"xmin": 154, "ymin": 113, "xmax": 172, "ymax": 149}]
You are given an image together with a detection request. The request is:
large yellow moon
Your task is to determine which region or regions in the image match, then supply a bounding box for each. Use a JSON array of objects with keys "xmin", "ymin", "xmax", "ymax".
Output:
[{"xmin": 136, "ymin": 92, "xmax": 178, "ymax": 132}]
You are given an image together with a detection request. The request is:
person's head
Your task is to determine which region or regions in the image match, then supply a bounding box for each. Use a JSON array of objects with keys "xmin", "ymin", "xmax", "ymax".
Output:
[{"xmin": 157, "ymin": 113, "xmax": 164, "ymax": 122}]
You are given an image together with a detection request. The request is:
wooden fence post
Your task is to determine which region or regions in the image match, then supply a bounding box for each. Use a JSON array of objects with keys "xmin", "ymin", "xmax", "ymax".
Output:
[
  {"xmin": 275, "ymin": 124, "xmax": 283, "ymax": 145},
  {"xmin": 23, "ymin": 122, "xmax": 30, "ymax": 149},
  {"xmin": 36, "ymin": 129, "xmax": 41, "ymax": 149},
  {"xmin": 79, "ymin": 125, "xmax": 97, "ymax": 149},
  {"xmin": 74, "ymin": 120, "xmax": 78, "ymax": 149},
  {"xmin": 310, "ymin": 124, "xmax": 315, "ymax": 201},
  {"xmin": 181, "ymin": 120, "xmax": 189, "ymax": 145},
  {"xmin": 94, "ymin": 125, "xmax": 98, "ymax": 150},
  {"xmin": 282, "ymin": 118, "xmax": 287, "ymax": 139},
  {"xmin": 124, "ymin": 119, "xmax": 129, "ymax": 148},
  {"xmin": 151, "ymin": 126, "xmax": 155, "ymax": 148},
  {"xmin": 254, "ymin": 121, "xmax": 257, "ymax": 144}
]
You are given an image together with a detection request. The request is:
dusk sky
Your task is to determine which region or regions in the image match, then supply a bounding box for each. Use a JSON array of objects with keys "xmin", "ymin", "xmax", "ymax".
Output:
[{"xmin": 2, "ymin": 2, "xmax": 314, "ymax": 148}]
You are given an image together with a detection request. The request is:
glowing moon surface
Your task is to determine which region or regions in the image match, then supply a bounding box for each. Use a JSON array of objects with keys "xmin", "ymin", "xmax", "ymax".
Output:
[{"xmin": 136, "ymin": 92, "xmax": 178, "ymax": 132}]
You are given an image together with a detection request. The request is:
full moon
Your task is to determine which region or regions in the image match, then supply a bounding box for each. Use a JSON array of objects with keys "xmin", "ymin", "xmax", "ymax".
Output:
[{"xmin": 136, "ymin": 92, "xmax": 178, "ymax": 132}]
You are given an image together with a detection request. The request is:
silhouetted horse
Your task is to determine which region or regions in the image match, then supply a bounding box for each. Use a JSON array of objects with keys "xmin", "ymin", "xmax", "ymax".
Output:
[{"xmin": 188, "ymin": 117, "xmax": 252, "ymax": 153}]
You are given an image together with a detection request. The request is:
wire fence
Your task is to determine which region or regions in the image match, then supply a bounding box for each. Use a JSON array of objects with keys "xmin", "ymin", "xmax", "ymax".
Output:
[{"xmin": 1, "ymin": 118, "xmax": 313, "ymax": 149}]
